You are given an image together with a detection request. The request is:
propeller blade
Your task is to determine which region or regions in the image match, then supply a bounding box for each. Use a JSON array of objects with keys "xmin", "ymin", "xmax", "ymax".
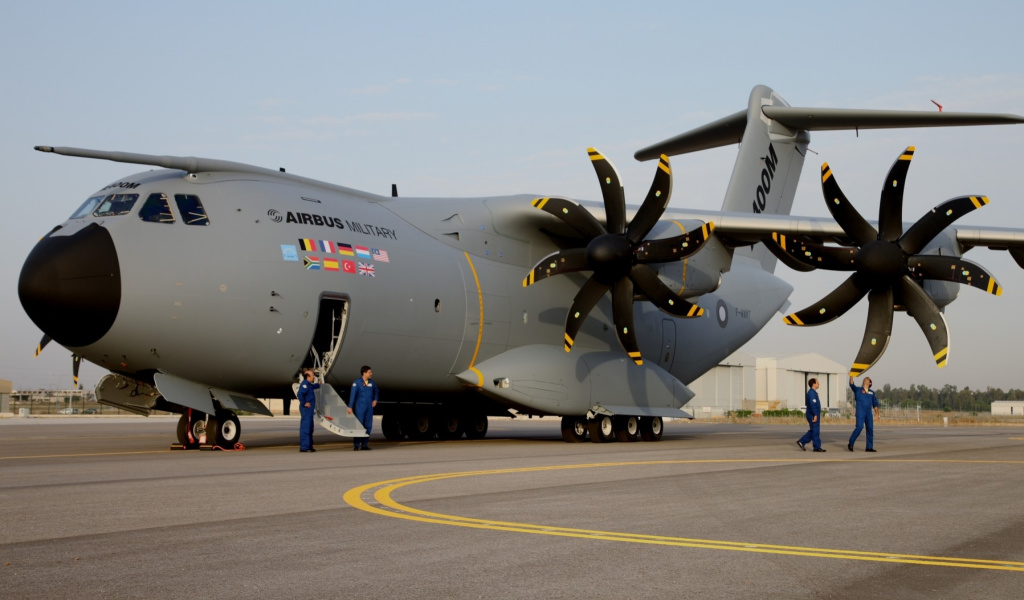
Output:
[
  {"xmin": 898, "ymin": 195, "xmax": 989, "ymax": 255},
  {"xmin": 783, "ymin": 273, "xmax": 869, "ymax": 326},
  {"xmin": 588, "ymin": 148, "xmax": 626, "ymax": 235},
  {"xmin": 907, "ymin": 254, "xmax": 1003, "ymax": 296},
  {"xmin": 878, "ymin": 147, "xmax": 914, "ymax": 242},
  {"xmin": 531, "ymin": 197, "xmax": 606, "ymax": 239},
  {"xmin": 636, "ymin": 222, "xmax": 715, "ymax": 263},
  {"xmin": 523, "ymin": 248, "xmax": 589, "ymax": 287},
  {"xmin": 764, "ymin": 236, "xmax": 816, "ymax": 272},
  {"xmin": 563, "ymin": 277, "xmax": 610, "ymax": 353},
  {"xmin": 849, "ymin": 287, "xmax": 895, "ymax": 377},
  {"xmin": 629, "ymin": 264, "xmax": 704, "ymax": 318},
  {"xmin": 611, "ymin": 278, "xmax": 642, "ymax": 365},
  {"xmin": 35, "ymin": 334, "xmax": 52, "ymax": 357},
  {"xmin": 626, "ymin": 154, "xmax": 672, "ymax": 244},
  {"xmin": 766, "ymin": 233, "xmax": 858, "ymax": 271},
  {"xmin": 72, "ymin": 354, "xmax": 82, "ymax": 389},
  {"xmin": 897, "ymin": 276, "xmax": 950, "ymax": 368},
  {"xmin": 821, "ymin": 162, "xmax": 877, "ymax": 246}
]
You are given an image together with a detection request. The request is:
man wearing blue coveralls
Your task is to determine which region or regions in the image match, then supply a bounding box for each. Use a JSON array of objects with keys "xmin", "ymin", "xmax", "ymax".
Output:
[
  {"xmin": 848, "ymin": 375, "xmax": 880, "ymax": 452},
  {"xmin": 348, "ymin": 365, "xmax": 378, "ymax": 451},
  {"xmin": 297, "ymin": 369, "xmax": 320, "ymax": 452},
  {"xmin": 797, "ymin": 378, "xmax": 825, "ymax": 452}
]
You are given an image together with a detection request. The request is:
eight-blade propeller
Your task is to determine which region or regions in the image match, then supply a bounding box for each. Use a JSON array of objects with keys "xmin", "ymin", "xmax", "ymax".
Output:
[
  {"xmin": 524, "ymin": 148, "xmax": 714, "ymax": 365},
  {"xmin": 767, "ymin": 147, "xmax": 1002, "ymax": 376}
]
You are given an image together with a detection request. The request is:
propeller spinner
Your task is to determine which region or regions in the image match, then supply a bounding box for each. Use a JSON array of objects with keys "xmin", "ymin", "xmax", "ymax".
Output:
[
  {"xmin": 768, "ymin": 147, "xmax": 1002, "ymax": 377},
  {"xmin": 524, "ymin": 149, "xmax": 714, "ymax": 365}
]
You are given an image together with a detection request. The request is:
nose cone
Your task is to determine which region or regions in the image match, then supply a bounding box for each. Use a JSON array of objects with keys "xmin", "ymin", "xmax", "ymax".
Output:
[{"xmin": 18, "ymin": 223, "xmax": 121, "ymax": 347}]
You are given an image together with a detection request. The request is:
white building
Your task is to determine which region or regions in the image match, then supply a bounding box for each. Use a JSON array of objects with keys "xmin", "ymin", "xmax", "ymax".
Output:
[
  {"xmin": 991, "ymin": 400, "xmax": 1024, "ymax": 416},
  {"xmin": 686, "ymin": 352, "xmax": 847, "ymax": 418}
]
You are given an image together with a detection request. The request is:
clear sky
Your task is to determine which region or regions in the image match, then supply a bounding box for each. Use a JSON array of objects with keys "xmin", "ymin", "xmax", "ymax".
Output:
[{"xmin": 2, "ymin": 1, "xmax": 1023, "ymax": 392}]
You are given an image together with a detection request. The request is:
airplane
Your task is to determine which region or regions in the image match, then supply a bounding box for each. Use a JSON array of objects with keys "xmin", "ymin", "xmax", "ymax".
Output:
[{"xmin": 18, "ymin": 85, "xmax": 1024, "ymax": 447}]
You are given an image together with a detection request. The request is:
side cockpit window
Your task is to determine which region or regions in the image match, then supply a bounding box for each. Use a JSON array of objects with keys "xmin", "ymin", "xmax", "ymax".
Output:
[
  {"xmin": 93, "ymin": 194, "xmax": 139, "ymax": 217},
  {"xmin": 139, "ymin": 193, "xmax": 175, "ymax": 223},
  {"xmin": 70, "ymin": 195, "xmax": 104, "ymax": 219},
  {"xmin": 174, "ymin": 194, "xmax": 210, "ymax": 226}
]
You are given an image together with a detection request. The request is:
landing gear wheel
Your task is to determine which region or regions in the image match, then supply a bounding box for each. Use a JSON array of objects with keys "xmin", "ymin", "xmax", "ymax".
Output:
[
  {"xmin": 639, "ymin": 416, "xmax": 663, "ymax": 441},
  {"xmin": 381, "ymin": 414, "xmax": 405, "ymax": 441},
  {"xmin": 588, "ymin": 415, "xmax": 614, "ymax": 443},
  {"xmin": 211, "ymin": 410, "xmax": 241, "ymax": 447},
  {"xmin": 561, "ymin": 416, "xmax": 588, "ymax": 443},
  {"xmin": 403, "ymin": 414, "xmax": 434, "ymax": 440},
  {"xmin": 435, "ymin": 413, "xmax": 464, "ymax": 440},
  {"xmin": 176, "ymin": 412, "xmax": 206, "ymax": 449},
  {"xmin": 614, "ymin": 416, "xmax": 640, "ymax": 442},
  {"xmin": 464, "ymin": 414, "xmax": 488, "ymax": 439}
]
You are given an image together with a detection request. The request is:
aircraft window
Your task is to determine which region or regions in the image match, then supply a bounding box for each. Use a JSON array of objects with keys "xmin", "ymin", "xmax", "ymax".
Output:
[
  {"xmin": 139, "ymin": 193, "xmax": 175, "ymax": 224},
  {"xmin": 70, "ymin": 195, "xmax": 104, "ymax": 219},
  {"xmin": 93, "ymin": 194, "xmax": 139, "ymax": 217},
  {"xmin": 174, "ymin": 194, "xmax": 210, "ymax": 226}
]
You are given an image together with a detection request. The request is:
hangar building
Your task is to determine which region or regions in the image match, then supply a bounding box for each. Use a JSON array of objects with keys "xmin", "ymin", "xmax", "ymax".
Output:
[{"xmin": 686, "ymin": 352, "xmax": 847, "ymax": 418}]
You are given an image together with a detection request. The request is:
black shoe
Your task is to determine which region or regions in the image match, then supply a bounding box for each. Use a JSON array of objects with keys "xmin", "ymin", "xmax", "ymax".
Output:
[
  {"xmin": 309, "ymin": 448, "xmax": 316, "ymax": 452},
  {"xmin": 813, "ymin": 448, "xmax": 826, "ymax": 452},
  {"xmin": 797, "ymin": 441, "xmax": 806, "ymax": 451},
  {"xmin": 865, "ymin": 448, "xmax": 877, "ymax": 453},
  {"xmin": 300, "ymin": 449, "xmax": 310, "ymax": 453},
  {"xmin": 362, "ymin": 446, "xmax": 371, "ymax": 451},
  {"xmin": 353, "ymin": 447, "xmax": 360, "ymax": 451},
  {"xmin": 847, "ymin": 444, "xmax": 854, "ymax": 452}
]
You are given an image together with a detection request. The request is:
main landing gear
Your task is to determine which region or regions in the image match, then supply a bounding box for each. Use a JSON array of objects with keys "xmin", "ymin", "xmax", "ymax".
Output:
[
  {"xmin": 560, "ymin": 415, "xmax": 663, "ymax": 443},
  {"xmin": 380, "ymin": 411, "xmax": 489, "ymax": 441}
]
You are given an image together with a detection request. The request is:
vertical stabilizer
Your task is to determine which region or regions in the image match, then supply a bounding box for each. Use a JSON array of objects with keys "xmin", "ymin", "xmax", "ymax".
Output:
[{"xmin": 720, "ymin": 86, "xmax": 809, "ymax": 270}]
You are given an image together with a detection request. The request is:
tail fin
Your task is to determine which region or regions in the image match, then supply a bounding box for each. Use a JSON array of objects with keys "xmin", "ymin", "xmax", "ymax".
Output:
[{"xmin": 636, "ymin": 85, "xmax": 809, "ymax": 271}]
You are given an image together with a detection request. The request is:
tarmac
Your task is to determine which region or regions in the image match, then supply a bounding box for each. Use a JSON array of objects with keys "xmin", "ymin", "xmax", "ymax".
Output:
[{"xmin": 1, "ymin": 416, "xmax": 1022, "ymax": 599}]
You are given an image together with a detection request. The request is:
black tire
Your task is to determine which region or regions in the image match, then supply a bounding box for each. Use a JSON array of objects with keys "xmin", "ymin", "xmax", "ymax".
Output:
[
  {"xmin": 403, "ymin": 414, "xmax": 434, "ymax": 440},
  {"xmin": 639, "ymin": 416, "xmax": 663, "ymax": 442},
  {"xmin": 435, "ymin": 413, "xmax": 464, "ymax": 440},
  {"xmin": 175, "ymin": 412, "xmax": 205, "ymax": 449},
  {"xmin": 381, "ymin": 414, "xmax": 405, "ymax": 441},
  {"xmin": 560, "ymin": 416, "xmax": 588, "ymax": 443},
  {"xmin": 212, "ymin": 410, "xmax": 241, "ymax": 447},
  {"xmin": 588, "ymin": 415, "xmax": 614, "ymax": 443},
  {"xmin": 464, "ymin": 414, "xmax": 488, "ymax": 439},
  {"xmin": 614, "ymin": 415, "xmax": 640, "ymax": 443}
]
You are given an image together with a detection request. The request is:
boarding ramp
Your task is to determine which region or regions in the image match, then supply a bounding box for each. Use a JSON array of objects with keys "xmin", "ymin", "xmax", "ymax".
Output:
[{"xmin": 292, "ymin": 382, "xmax": 366, "ymax": 438}]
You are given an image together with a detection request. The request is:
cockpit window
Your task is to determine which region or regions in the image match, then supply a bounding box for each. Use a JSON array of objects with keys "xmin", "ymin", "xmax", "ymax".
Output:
[
  {"xmin": 70, "ymin": 195, "xmax": 104, "ymax": 219},
  {"xmin": 174, "ymin": 194, "xmax": 210, "ymax": 226},
  {"xmin": 93, "ymin": 194, "xmax": 139, "ymax": 217},
  {"xmin": 139, "ymin": 193, "xmax": 175, "ymax": 223}
]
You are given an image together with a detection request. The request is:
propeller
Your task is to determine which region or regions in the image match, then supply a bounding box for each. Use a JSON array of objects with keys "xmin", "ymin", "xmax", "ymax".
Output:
[
  {"xmin": 768, "ymin": 146, "xmax": 1002, "ymax": 376},
  {"xmin": 524, "ymin": 148, "xmax": 714, "ymax": 365},
  {"xmin": 34, "ymin": 334, "xmax": 83, "ymax": 389},
  {"xmin": 35, "ymin": 334, "xmax": 52, "ymax": 357}
]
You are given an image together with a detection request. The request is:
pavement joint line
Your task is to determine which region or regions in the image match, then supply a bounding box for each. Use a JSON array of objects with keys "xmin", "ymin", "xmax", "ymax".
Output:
[{"xmin": 343, "ymin": 460, "xmax": 1024, "ymax": 572}]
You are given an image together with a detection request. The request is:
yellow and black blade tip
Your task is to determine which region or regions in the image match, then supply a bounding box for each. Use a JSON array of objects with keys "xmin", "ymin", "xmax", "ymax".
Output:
[{"xmin": 35, "ymin": 334, "xmax": 52, "ymax": 357}]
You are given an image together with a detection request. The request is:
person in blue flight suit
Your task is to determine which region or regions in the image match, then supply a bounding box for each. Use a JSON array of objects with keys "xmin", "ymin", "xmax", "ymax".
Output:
[
  {"xmin": 348, "ymin": 365, "xmax": 378, "ymax": 451},
  {"xmin": 297, "ymin": 369, "xmax": 320, "ymax": 452},
  {"xmin": 797, "ymin": 378, "xmax": 826, "ymax": 452},
  {"xmin": 848, "ymin": 375, "xmax": 880, "ymax": 452}
]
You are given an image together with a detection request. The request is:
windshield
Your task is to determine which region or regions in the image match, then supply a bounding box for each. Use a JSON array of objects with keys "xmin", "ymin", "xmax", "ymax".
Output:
[
  {"xmin": 93, "ymin": 194, "xmax": 139, "ymax": 217},
  {"xmin": 70, "ymin": 196, "xmax": 104, "ymax": 219}
]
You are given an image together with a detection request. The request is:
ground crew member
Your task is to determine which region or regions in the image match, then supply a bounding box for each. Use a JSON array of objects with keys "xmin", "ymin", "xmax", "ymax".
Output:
[
  {"xmin": 848, "ymin": 375, "xmax": 880, "ymax": 452},
  {"xmin": 348, "ymin": 365, "xmax": 378, "ymax": 451},
  {"xmin": 297, "ymin": 369, "xmax": 319, "ymax": 452},
  {"xmin": 797, "ymin": 378, "xmax": 825, "ymax": 452}
]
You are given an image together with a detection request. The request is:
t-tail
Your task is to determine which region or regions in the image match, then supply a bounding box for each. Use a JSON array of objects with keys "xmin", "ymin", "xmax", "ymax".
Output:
[
  {"xmin": 635, "ymin": 84, "xmax": 1024, "ymax": 272},
  {"xmin": 636, "ymin": 85, "xmax": 809, "ymax": 271}
]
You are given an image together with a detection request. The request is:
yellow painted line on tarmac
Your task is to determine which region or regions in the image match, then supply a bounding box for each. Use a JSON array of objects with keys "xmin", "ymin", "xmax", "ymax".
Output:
[{"xmin": 344, "ymin": 460, "xmax": 1024, "ymax": 571}]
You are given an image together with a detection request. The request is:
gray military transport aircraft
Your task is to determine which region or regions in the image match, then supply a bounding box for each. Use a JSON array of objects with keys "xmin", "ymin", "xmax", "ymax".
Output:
[{"xmin": 19, "ymin": 85, "xmax": 1024, "ymax": 447}]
